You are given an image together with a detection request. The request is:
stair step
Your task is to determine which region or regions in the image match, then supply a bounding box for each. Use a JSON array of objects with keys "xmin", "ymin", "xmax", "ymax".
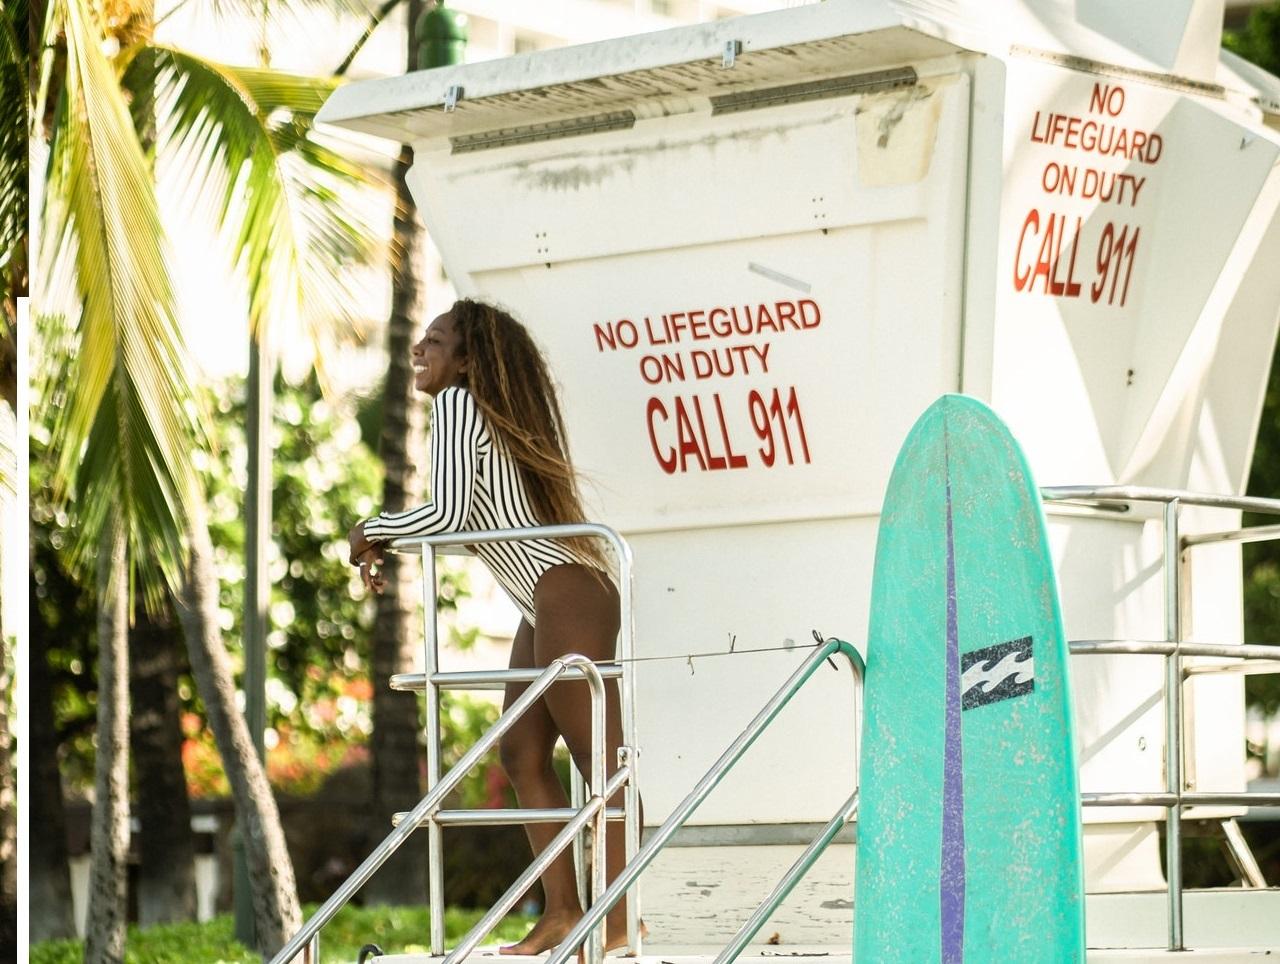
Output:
[
  {"xmin": 392, "ymin": 807, "xmax": 626, "ymax": 827},
  {"xmin": 358, "ymin": 890, "xmax": 1280, "ymax": 963}
]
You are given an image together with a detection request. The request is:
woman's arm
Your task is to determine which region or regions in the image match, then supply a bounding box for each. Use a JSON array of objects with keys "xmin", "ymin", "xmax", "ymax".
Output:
[
  {"xmin": 348, "ymin": 387, "xmax": 482, "ymax": 592},
  {"xmin": 364, "ymin": 385, "xmax": 483, "ymax": 540}
]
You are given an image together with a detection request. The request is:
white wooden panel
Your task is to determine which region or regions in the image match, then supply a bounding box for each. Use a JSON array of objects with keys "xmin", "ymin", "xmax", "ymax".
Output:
[
  {"xmin": 412, "ymin": 78, "xmax": 970, "ymax": 531},
  {"xmin": 990, "ymin": 59, "xmax": 1279, "ymax": 489},
  {"xmin": 627, "ymin": 520, "xmax": 870, "ymax": 824}
]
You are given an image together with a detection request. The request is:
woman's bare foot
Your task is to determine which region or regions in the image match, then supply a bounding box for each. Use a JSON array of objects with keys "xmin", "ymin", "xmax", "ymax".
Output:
[
  {"xmin": 498, "ymin": 909, "xmax": 581, "ymax": 955},
  {"xmin": 499, "ymin": 914, "xmax": 648, "ymax": 957}
]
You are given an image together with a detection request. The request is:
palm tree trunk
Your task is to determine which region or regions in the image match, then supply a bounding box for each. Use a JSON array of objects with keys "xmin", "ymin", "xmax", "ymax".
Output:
[
  {"xmin": 30, "ymin": 574, "xmax": 75, "ymax": 942},
  {"xmin": 84, "ymin": 520, "xmax": 130, "ymax": 964},
  {"xmin": 129, "ymin": 603, "xmax": 197, "ymax": 925},
  {"xmin": 174, "ymin": 494, "xmax": 301, "ymax": 953},
  {"xmin": 365, "ymin": 6, "xmax": 430, "ymax": 894}
]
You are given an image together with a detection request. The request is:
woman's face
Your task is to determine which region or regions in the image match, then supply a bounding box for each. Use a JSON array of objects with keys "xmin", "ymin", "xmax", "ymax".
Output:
[{"xmin": 412, "ymin": 311, "xmax": 468, "ymax": 395}]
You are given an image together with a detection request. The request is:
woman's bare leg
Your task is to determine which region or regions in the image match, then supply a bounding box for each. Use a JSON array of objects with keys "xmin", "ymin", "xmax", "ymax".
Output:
[
  {"xmin": 533, "ymin": 565, "xmax": 639, "ymax": 951},
  {"xmin": 498, "ymin": 619, "xmax": 584, "ymax": 954},
  {"xmin": 497, "ymin": 564, "xmax": 641, "ymax": 953}
]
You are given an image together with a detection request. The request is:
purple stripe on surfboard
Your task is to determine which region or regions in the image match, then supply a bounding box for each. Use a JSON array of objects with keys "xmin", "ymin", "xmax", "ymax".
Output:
[{"xmin": 941, "ymin": 427, "xmax": 966, "ymax": 962}]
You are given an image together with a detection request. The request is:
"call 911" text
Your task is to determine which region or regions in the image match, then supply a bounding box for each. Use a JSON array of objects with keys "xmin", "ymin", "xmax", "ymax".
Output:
[{"xmin": 646, "ymin": 386, "xmax": 811, "ymax": 474}]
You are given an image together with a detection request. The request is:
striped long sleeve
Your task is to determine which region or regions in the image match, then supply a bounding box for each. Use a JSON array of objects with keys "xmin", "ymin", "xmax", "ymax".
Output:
[{"xmin": 364, "ymin": 386, "xmax": 483, "ymax": 539}]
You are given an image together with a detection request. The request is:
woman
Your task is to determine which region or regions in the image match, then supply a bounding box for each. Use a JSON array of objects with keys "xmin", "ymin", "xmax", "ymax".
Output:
[{"xmin": 348, "ymin": 298, "xmax": 637, "ymax": 954}]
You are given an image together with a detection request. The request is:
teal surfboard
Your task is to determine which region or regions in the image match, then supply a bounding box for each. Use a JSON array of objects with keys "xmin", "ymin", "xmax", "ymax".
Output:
[{"xmin": 854, "ymin": 395, "xmax": 1085, "ymax": 962}]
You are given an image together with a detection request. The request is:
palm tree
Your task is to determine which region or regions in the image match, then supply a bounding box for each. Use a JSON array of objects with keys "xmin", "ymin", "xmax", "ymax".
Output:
[
  {"xmin": 33, "ymin": 0, "xmax": 379, "ymax": 953},
  {"xmin": 36, "ymin": 0, "xmax": 184, "ymax": 954}
]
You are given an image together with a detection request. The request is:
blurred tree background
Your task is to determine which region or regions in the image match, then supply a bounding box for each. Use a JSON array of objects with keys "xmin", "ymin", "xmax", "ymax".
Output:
[
  {"xmin": 31, "ymin": 371, "xmax": 499, "ymax": 786},
  {"xmin": 31, "ymin": 373, "xmax": 506, "ymax": 889},
  {"xmin": 1226, "ymin": 4, "xmax": 1280, "ymax": 715}
]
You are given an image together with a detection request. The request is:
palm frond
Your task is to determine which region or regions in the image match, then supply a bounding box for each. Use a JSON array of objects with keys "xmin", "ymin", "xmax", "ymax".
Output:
[
  {"xmin": 151, "ymin": 46, "xmax": 297, "ymax": 332},
  {"xmin": 0, "ymin": 0, "xmax": 23, "ymax": 67},
  {"xmin": 217, "ymin": 62, "xmax": 340, "ymax": 116},
  {"xmin": 0, "ymin": 0, "xmax": 29, "ymax": 314},
  {"xmin": 39, "ymin": 0, "xmax": 205, "ymax": 595},
  {"xmin": 202, "ymin": 0, "xmax": 372, "ymax": 31},
  {"xmin": 147, "ymin": 45, "xmax": 382, "ymax": 373}
]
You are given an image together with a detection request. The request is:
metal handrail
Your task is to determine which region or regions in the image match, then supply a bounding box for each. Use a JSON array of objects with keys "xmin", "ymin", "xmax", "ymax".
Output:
[
  {"xmin": 269, "ymin": 654, "xmax": 609, "ymax": 964},
  {"xmin": 1041, "ymin": 485, "xmax": 1280, "ymax": 516},
  {"xmin": 385, "ymin": 522, "xmax": 641, "ymax": 957},
  {"xmin": 446, "ymin": 764, "xmax": 631, "ymax": 964},
  {"xmin": 546, "ymin": 637, "xmax": 866, "ymax": 964},
  {"xmin": 1041, "ymin": 485, "xmax": 1280, "ymax": 953},
  {"xmin": 394, "ymin": 807, "xmax": 627, "ymax": 827}
]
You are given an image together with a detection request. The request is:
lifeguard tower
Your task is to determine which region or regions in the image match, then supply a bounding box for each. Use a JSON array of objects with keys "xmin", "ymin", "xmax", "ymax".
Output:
[{"xmin": 279, "ymin": 1, "xmax": 1280, "ymax": 960}]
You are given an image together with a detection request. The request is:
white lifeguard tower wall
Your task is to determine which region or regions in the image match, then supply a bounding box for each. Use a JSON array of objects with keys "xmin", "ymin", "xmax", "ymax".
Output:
[{"xmin": 319, "ymin": 0, "xmax": 1280, "ymax": 942}]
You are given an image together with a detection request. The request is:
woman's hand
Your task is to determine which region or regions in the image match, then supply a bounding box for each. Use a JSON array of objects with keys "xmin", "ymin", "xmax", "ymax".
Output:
[
  {"xmin": 354, "ymin": 546, "xmax": 387, "ymax": 595},
  {"xmin": 348, "ymin": 521, "xmax": 375, "ymax": 565},
  {"xmin": 348, "ymin": 522, "xmax": 387, "ymax": 595}
]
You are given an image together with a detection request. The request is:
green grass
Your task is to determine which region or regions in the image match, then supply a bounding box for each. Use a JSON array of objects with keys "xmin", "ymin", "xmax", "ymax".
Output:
[{"xmin": 30, "ymin": 905, "xmax": 535, "ymax": 963}]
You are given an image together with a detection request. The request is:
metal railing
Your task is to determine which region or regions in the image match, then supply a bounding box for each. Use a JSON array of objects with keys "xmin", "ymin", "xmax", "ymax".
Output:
[
  {"xmin": 444, "ymin": 654, "xmax": 617, "ymax": 964},
  {"xmin": 388, "ymin": 523, "xmax": 639, "ymax": 958},
  {"xmin": 268, "ymin": 654, "xmax": 613, "ymax": 964},
  {"xmin": 545, "ymin": 637, "xmax": 866, "ymax": 964},
  {"xmin": 1042, "ymin": 486, "xmax": 1280, "ymax": 953},
  {"xmin": 271, "ymin": 522, "xmax": 638, "ymax": 964}
]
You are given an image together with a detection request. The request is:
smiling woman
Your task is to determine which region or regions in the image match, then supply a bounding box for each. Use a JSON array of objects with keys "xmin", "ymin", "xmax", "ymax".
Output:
[
  {"xmin": 345, "ymin": 298, "xmax": 642, "ymax": 953},
  {"xmin": 412, "ymin": 310, "xmax": 470, "ymax": 396}
]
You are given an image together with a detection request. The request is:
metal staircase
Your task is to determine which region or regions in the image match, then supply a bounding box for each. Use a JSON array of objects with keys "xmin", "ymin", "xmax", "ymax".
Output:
[
  {"xmin": 270, "ymin": 523, "xmax": 641, "ymax": 964},
  {"xmin": 272, "ymin": 489, "xmax": 1280, "ymax": 963}
]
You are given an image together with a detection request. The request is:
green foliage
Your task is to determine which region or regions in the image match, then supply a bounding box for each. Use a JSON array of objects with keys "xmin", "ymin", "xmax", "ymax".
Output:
[
  {"xmin": 1224, "ymin": 3, "xmax": 1280, "ymax": 73},
  {"xmin": 30, "ymin": 420, "xmax": 100, "ymax": 788},
  {"xmin": 0, "ymin": 0, "xmax": 26, "ymax": 313},
  {"xmin": 30, "ymin": 916, "xmax": 252, "ymax": 964},
  {"xmin": 439, "ymin": 692, "xmax": 503, "ymax": 808},
  {"xmin": 1227, "ymin": 2, "xmax": 1280, "ymax": 715},
  {"xmin": 305, "ymin": 903, "xmax": 533, "ymax": 958},
  {"xmin": 28, "ymin": 905, "xmax": 534, "ymax": 963},
  {"xmin": 34, "ymin": 373, "xmax": 387, "ymax": 787},
  {"xmin": 203, "ymin": 373, "xmax": 383, "ymax": 718},
  {"xmin": 34, "ymin": 372, "xmax": 488, "ymax": 799}
]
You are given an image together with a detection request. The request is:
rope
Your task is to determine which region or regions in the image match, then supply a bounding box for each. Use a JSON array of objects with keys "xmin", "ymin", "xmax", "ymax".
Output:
[{"xmin": 598, "ymin": 630, "xmax": 855, "ymax": 674}]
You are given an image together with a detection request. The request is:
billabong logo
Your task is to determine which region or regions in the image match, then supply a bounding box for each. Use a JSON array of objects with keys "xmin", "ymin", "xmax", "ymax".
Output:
[{"xmin": 960, "ymin": 636, "xmax": 1034, "ymax": 710}]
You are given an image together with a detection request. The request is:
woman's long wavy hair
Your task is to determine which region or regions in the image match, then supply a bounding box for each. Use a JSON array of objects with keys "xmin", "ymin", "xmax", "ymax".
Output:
[{"xmin": 449, "ymin": 298, "xmax": 607, "ymax": 571}]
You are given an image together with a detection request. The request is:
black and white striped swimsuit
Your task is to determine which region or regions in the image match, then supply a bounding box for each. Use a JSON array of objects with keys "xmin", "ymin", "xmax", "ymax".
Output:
[{"xmin": 363, "ymin": 385, "xmax": 587, "ymax": 626}]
